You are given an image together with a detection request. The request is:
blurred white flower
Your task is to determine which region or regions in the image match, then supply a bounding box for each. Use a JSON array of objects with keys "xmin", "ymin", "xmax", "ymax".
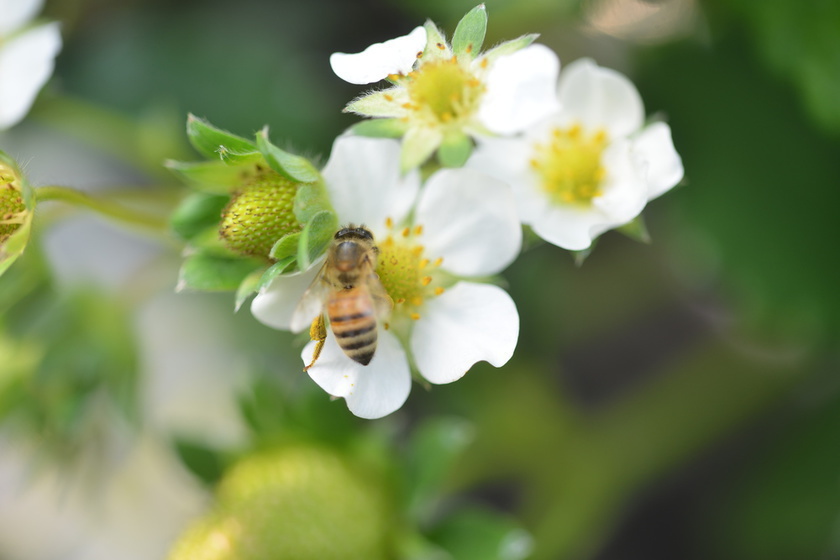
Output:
[
  {"xmin": 251, "ymin": 136, "xmax": 521, "ymax": 418},
  {"xmin": 331, "ymin": 9, "xmax": 561, "ymax": 170},
  {"xmin": 0, "ymin": 0, "xmax": 62, "ymax": 130},
  {"xmin": 468, "ymin": 58, "xmax": 684, "ymax": 251}
]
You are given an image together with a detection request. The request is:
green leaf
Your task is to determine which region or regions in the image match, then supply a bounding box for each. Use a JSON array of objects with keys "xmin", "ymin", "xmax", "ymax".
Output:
[
  {"xmin": 234, "ymin": 267, "xmax": 267, "ymax": 312},
  {"xmin": 186, "ymin": 114, "xmax": 259, "ymax": 162},
  {"xmin": 351, "ymin": 118, "xmax": 410, "ymax": 138},
  {"xmin": 437, "ymin": 131, "xmax": 473, "ymax": 168},
  {"xmin": 402, "ymin": 127, "xmax": 444, "ymax": 172},
  {"xmin": 269, "ymin": 232, "xmax": 301, "ymax": 262},
  {"xmin": 616, "ymin": 215, "xmax": 651, "ymax": 244},
  {"xmin": 726, "ymin": 0, "xmax": 840, "ymax": 133},
  {"xmin": 452, "ymin": 4, "xmax": 487, "ymax": 60},
  {"xmin": 170, "ymin": 192, "xmax": 229, "ymax": 241},
  {"xmin": 482, "ymin": 34, "xmax": 539, "ymax": 62},
  {"xmin": 256, "ymin": 256, "xmax": 297, "ymax": 292},
  {"xmin": 297, "ymin": 211, "xmax": 338, "ymax": 270},
  {"xmin": 256, "ymin": 128, "xmax": 320, "ymax": 183},
  {"xmin": 174, "ymin": 438, "xmax": 224, "ymax": 485},
  {"xmin": 177, "ymin": 252, "xmax": 264, "ymax": 292},
  {"xmin": 165, "ymin": 159, "xmax": 251, "ymax": 194},
  {"xmin": 293, "ymin": 181, "xmax": 334, "ymax": 225},
  {"xmin": 428, "ymin": 508, "xmax": 533, "ymax": 560},
  {"xmin": 405, "ymin": 417, "xmax": 474, "ymax": 521}
]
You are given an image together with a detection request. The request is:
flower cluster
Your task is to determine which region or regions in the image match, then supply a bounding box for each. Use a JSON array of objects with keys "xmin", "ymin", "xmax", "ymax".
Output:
[{"xmin": 169, "ymin": 4, "xmax": 683, "ymax": 418}]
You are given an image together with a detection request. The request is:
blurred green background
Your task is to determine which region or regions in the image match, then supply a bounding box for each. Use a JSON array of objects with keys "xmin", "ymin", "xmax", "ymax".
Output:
[{"xmin": 2, "ymin": 0, "xmax": 839, "ymax": 558}]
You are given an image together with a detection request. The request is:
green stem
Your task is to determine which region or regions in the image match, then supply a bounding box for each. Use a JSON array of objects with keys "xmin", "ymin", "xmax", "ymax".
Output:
[{"xmin": 35, "ymin": 186, "xmax": 169, "ymax": 231}]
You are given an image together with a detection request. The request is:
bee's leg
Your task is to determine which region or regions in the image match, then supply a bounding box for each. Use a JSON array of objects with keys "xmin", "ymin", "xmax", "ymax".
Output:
[{"xmin": 303, "ymin": 315, "xmax": 327, "ymax": 371}]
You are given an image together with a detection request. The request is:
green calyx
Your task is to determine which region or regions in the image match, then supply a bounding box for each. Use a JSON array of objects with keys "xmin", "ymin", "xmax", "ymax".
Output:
[{"xmin": 219, "ymin": 170, "xmax": 303, "ymax": 259}]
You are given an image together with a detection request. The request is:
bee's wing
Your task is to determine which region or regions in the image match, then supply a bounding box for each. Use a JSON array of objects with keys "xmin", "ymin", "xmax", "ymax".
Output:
[
  {"xmin": 290, "ymin": 264, "xmax": 330, "ymax": 332},
  {"xmin": 366, "ymin": 271, "xmax": 394, "ymax": 320}
]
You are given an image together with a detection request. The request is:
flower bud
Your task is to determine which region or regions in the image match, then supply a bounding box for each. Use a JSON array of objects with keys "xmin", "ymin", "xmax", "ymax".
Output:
[
  {"xmin": 169, "ymin": 445, "xmax": 393, "ymax": 560},
  {"xmin": 0, "ymin": 151, "xmax": 33, "ymax": 276},
  {"xmin": 219, "ymin": 169, "xmax": 302, "ymax": 259}
]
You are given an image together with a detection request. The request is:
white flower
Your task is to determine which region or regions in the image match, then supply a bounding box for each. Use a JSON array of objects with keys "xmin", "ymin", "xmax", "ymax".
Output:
[
  {"xmin": 330, "ymin": 7, "xmax": 561, "ymax": 171},
  {"xmin": 251, "ymin": 136, "xmax": 521, "ymax": 418},
  {"xmin": 0, "ymin": 0, "xmax": 62, "ymax": 130},
  {"xmin": 467, "ymin": 58, "xmax": 684, "ymax": 251}
]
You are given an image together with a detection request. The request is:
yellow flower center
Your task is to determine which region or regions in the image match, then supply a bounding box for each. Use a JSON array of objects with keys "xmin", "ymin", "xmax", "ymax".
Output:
[
  {"xmin": 375, "ymin": 220, "xmax": 445, "ymax": 322},
  {"xmin": 404, "ymin": 57, "xmax": 485, "ymax": 127},
  {"xmin": 530, "ymin": 124, "xmax": 609, "ymax": 206}
]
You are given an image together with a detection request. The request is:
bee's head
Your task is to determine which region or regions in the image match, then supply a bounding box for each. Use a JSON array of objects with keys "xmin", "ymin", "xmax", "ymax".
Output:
[{"xmin": 334, "ymin": 225, "xmax": 373, "ymax": 241}]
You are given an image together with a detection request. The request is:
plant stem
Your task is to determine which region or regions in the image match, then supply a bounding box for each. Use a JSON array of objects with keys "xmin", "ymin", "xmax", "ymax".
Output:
[{"xmin": 34, "ymin": 186, "xmax": 169, "ymax": 231}]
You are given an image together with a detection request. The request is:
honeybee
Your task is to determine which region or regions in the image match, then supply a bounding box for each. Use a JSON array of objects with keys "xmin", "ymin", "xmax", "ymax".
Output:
[{"xmin": 298, "ymin": 225, "xmax": 392, "ymax": 371}]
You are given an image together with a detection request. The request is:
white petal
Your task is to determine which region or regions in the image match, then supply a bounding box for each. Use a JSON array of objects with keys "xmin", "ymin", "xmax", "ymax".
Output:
[
  {"xmin": 0, "ymin": 0, "xmax": 42, "ymax": 36},
  {"xmin": 592, "ymin": 138, "xmax": 649, "ymax": 223},
  {"xmin": 412, "ymin": 282, "xmax": 518, "ymax": 384},
  {"xmin": 632, "ymin": 122, "xmax": 684, "ymax": 200},
  {"xmin": 530, "ymin": 204, "xmax": 609, "ymax": 251},
  {"xmin": 0, "ymin": 22, "xmax": 61, "ymax": 130},
  {"xmin": 250, "ymin": 266, "xmax": 321, "ymax": 332},
  {"xmin": 330, "ymin": 26, "xmax": 426, "ymax": 85},
  {"xmin": 477, "ymin": 44, "xmax": 561, "ymax": 135},
  {"xmin": 322, "ymin": 135, "xmax": 420, "ymax": 232},
  {"xmin": 303, "ymin": 329, "xmax": 411, "ymax": 419},
  {"xmin": 557, "ymin": 58, "xmax": 643, "ymax": 139},
  {"xmin": 467, "ymin": 136, "xmax": 542, "ymax": 221},
  {"xmin": 416, "ymin": 168, "xmax": 522, "ymax": 277}
]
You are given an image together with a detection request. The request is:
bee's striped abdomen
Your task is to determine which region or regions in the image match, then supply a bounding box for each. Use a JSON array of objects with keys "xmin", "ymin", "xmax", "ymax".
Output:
[{"xmin": 327, "ymin": 288, "xmax": 378, "ymax": 365}]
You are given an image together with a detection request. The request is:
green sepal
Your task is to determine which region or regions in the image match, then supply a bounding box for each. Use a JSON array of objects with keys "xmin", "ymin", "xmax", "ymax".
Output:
[
  {"xmin": 427, "ymin": 508, "xmax": 533, "ymax": 560},
  {"xmin": 345, "ymin": 91, "xmax": 403, "ymax": 117},
  {"xmin": 293, "ymin": 180, "xmax": 333, "ymax": 225},
  {"xmin": 617, "ymin": 215, "xmax": 652, "ymax": 244},
  {"xmin": 297, "ymin": 210, "xmax": 338, "ymax": 271},
  {"xmin": 269, "ymin": 231, "xmax": 301, "ymax": 262},
  {"xmin": 452, "ymin": 4, "xmax": 488, "ymax": 61},
  {"xmin": 572, "ymin": 239, "xmax": 598, "ymax": 267},
  {"xmin": 234, "ymin": 267, "xmax": 267, "ymax": 312},
  {"xmin": 0, "ymin": 218, "xmax": 31, "ymax": 278},
  {"xmin": 164, "ymin": 159, "xmax": 253, "ymax": 194},
  {"xmin": 256, "ymin": 256, "xmax": 297, "ymax": 292},
  {"xmin": 482, "ymin": 33, "xmax": 539, "ymax": 63},
  {"xmin": 351, "ymin": 118, "xmax": 410, "ymax": 139},
  {"xmin": 256, "ymin": 128, "xmax": 320, "ymax": 184},
  {"xmin": 437, "ymin": 131, "xmax": 473, "ymax": 168},
  {"xmin": 423, "ymin": 19, "xmax": 451, "ymax": 62},
  {"xmin": 186, "ymin": 114, "xmax": 260, "ymax": 163},
  {"xmin": 170, "ymin": 192, "xmax": 229, "ymax": 241},
  {"xmin": 177, "ymin": 252, "xmax": 265, "ymax": 292},
  {"xmin": 402, "ymin": 127, "xmax": 443, "ymax": 172},
  {"xmin": 405, "ymin": 417, "xmax": 474, "ymax": 522}
]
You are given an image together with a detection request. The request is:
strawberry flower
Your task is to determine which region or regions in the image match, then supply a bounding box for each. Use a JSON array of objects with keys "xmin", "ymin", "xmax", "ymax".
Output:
[
  {"xmin": 251, "ymin": 136, "xmax": 521, "ymax": 418},
  {"xmin": 468, "ymin": 58, "xmax": 684, "ymax": 250},
  {"xmin": 330, "ymin": 5, "xmax": 560, "ymax": 171}
]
